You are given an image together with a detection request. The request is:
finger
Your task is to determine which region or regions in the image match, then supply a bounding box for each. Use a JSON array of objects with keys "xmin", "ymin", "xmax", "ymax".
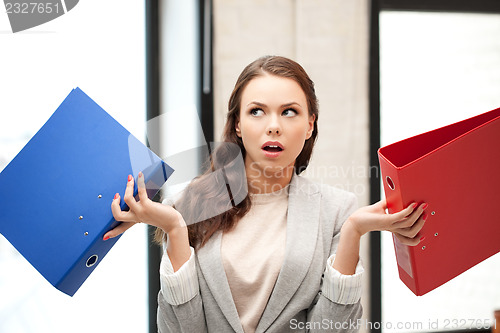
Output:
[
  {"xmin": 137, "ymin": 171, "xmax": 149, "ymax": 202},
  {"xmin": 407, "ymin": 202, "xmax": 428, "ymax": 220},
  {"xmin": 123, "ymin": 174, "xmax": 140, "ymax": 211},
  {"xmin": 369, "ymin": 199, "xmax": 388, "ymax": 213},
  {"xmin": 393, "ymin": 202, "xmax": 428, "ymax": 228},
  {"xmin": 393, "ymin": 231, "xmax": 421, "ymax": 246},
  {"xmin": 377, "ymin": 198, "xmax": 388, "ymax": 211},
  {"xmin": 393, "ymin": 213, "xmax": 428, "ymax": 238},
  {"xmin": 399, "ymin": 202, "xmax": 419, "ymax": 218},
  {"xmin": 381, "ymin": 202, "xmax": 417, "ymax": 225},
  {"xmin": 111, "ymin": 193, "xmax": 138, "ymax": 222},
  {"xmin": 103, "ymin": 222, "xmax": 137, "ymax": 240}
]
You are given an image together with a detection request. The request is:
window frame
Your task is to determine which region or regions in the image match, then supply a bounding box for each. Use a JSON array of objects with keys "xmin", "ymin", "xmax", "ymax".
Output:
[
  {"xmin": 369, "ymin": 1, "xmax": 500, "ymax": 333},
  {"xmin": 145, "ymin": 1, "xmax": 213, "ymax": 332}
]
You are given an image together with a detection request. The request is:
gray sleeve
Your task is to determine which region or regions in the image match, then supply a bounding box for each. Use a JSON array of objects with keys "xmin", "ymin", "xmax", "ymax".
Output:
[
  {"xmin": 157, "ymin": 291, "xmax": 208, "ymax": 333},
  {"xmin": 156, "ymin": 247, "xmax": 208, "ymax": 332},
  {"xmin": 306, "ymin": 296, "xmax": 363, "ymax": 332},
  {"xmin": 306, "ymin": 191, "xmax": 363, "ymax": 332}
]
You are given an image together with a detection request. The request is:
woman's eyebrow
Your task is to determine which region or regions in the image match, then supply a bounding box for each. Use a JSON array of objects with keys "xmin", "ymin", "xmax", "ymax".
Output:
[
  {"xmin": 281, "ymin": 102, "xmax": 302, "ymax": 108},
  {"xmin": 246, "ymin": 101, "xmax": 302, "ymax": 108},
  {"xmin": 246, "ymin": 101, "xmax": 267, "ymax": 107}
]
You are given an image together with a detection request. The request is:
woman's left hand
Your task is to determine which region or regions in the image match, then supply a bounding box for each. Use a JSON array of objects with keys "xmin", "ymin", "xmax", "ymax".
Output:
[{"xmin": 346, "ymin": 199, "xmax": 428, "ymax": 246}]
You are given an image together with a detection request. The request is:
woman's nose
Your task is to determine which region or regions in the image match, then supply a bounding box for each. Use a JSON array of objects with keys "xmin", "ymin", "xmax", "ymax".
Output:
[{"xmin": 266, "ymin": 115, "xmax": 282, "ymax": 135}]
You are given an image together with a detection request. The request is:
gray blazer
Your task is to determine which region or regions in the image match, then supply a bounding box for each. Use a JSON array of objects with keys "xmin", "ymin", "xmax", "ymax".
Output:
[{"xmin": 157, "ymin": 174, "xmax": 363, "ymax": 332}]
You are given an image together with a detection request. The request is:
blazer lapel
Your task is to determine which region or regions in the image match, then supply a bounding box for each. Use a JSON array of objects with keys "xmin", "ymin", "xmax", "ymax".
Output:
[
  {"xmin": 256, "ymin": 175, "xmax": 321, "ymax": 333},
  {"xmin": 196, "ymin": 231, "xmax": 244, "ymax": 333}
]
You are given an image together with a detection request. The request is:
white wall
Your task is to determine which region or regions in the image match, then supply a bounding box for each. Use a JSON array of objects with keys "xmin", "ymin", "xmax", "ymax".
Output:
[
  {"xmin": 0, "ymin": 2, "xmax": 148, "ymax": 332},
  {"xmin": 380, "ymin": 11, "xmax": 500, "ymax": 332}
]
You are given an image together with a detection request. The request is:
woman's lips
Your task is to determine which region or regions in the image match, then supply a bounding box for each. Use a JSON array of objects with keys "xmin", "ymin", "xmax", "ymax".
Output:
[{"xmin": 261, "ymin": 141, "xmax": 284, "ymax": 158}]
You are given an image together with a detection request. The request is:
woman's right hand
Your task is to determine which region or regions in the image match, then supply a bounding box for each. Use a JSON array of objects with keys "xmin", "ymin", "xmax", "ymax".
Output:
[
  {"xmin": 345, "ymin": 199, "xmax": 427, "ymax": 246},
  {"xmin": 103, "ymin": 171, "xmax": 186, "ymax": 240}
]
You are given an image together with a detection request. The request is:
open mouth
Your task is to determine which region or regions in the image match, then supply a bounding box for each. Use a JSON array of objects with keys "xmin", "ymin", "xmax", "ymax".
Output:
[
  {"xmin": 263, "ymin": 145, "xmax": 283, "ymax": 153},
  {"xmin": 261, "ymin": 142, "xmax": 284, "ymax": 155}
]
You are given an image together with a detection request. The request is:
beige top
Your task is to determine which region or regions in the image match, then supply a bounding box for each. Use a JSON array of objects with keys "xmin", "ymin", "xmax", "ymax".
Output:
[{"xmin": 221, "ymin": 185, "xmax": 289, "ymax": 333}]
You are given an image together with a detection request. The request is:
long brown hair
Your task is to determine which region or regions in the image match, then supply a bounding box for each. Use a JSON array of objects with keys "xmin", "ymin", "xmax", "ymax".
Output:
[{"xmin": 155, "ymin": 55, "xmax": 319, "ymax": 249}]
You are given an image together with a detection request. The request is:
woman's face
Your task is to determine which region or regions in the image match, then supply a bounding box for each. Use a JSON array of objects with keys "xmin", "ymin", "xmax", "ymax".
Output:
[{"xmin": 236, "ymin": 73, "xmax": 315, "ymax": 181}]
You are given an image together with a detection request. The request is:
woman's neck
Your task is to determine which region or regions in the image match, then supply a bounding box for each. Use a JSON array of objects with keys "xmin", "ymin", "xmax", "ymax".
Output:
[{"xmin": 245, "ymin": 161, "xmax": 294, "ymax": 194}]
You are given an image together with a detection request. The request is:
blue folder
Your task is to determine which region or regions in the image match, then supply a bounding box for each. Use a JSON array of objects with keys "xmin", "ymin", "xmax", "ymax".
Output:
[{"xmin": 0, "ymin": 88, "xmax": 173, "ymax": 296}]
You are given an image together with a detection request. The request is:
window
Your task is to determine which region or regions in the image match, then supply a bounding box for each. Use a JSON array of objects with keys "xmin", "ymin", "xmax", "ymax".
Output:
[
  {"xmin": 379, "ymin": 10, "xmax": 500, "ymax": 332},
  {"xmin": 0, "ymin": 2, "xmax": 147, "ymax": 332}
]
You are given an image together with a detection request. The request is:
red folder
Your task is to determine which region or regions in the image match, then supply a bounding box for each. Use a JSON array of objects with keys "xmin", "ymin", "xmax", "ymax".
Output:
[{"xmin": 378, "ymin": 107, "xmax": 500, "ymax": 296}]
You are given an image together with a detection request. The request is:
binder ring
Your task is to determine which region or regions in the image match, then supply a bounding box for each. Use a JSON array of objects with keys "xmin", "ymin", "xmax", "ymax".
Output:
[
  {"xmin": 386, "ymin": 176, "xmax": 395, "ymax": 190},
  {"xmin": 86, "ymin": 255, "xmax": 98, "ymax": 267}
]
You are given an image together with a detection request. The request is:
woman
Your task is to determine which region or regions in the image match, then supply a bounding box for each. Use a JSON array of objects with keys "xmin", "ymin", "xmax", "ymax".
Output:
[{"xmin": 104, "ymin": 56, "xmax": 427, "ymax": 332}]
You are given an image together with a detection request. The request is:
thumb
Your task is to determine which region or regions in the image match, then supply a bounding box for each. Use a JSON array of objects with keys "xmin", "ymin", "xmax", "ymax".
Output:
[
  {"xmin": 103, "ymin": 222, "xmax": 136, "ymax": 240},
  {"xmin": 372, "ymin": 199, "xmax": 387, "ymax": 211}
]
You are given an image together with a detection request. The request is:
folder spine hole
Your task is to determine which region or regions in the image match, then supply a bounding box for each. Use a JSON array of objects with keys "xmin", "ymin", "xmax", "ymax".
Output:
[
  {"xmin": 84, "ymin": 232, "xmax": 89, "ymax": 236},
  {"xmin": 431, "ymin": 211, "xmax": 436, "ymax": 216},
  {"xmin": 386, "ymin": 176, "xmax": 395, "ymax": 190},
  {"xmin": 434, "ymin": 233, "xmax": 438, "ymax": 237},
  {"xmin": 86, "ymin": 255, "xmax": 98, "ymax": 267},
  {"xmin": 98, "ymin": 194, "xmax": 102, "ymax": 199},
  {"xmin": 422, "ymin": 246, "xmax": 426, "ymax": 250},
  {"xmin": 79, "ymin": 215, "xmax": 83, "ymax": 220}
]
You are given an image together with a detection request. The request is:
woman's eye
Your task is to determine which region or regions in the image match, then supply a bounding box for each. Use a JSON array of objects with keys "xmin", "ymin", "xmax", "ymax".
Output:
[
  {"xmin": 250, "ymin": 108, "xmax": 264, "ymax": 116},
  {"xmin": 282, "ymin": 109, "xmax": 298, "ymax": 117}
]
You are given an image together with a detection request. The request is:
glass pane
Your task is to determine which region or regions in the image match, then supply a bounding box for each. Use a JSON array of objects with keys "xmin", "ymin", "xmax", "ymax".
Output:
[
  {"xmin": 380, "ymin": 11, "xmax": 500, "ymax": 332},
  {"xmin": 0, "ymin": 2, "xmax": 147, "ymax": 332}
]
